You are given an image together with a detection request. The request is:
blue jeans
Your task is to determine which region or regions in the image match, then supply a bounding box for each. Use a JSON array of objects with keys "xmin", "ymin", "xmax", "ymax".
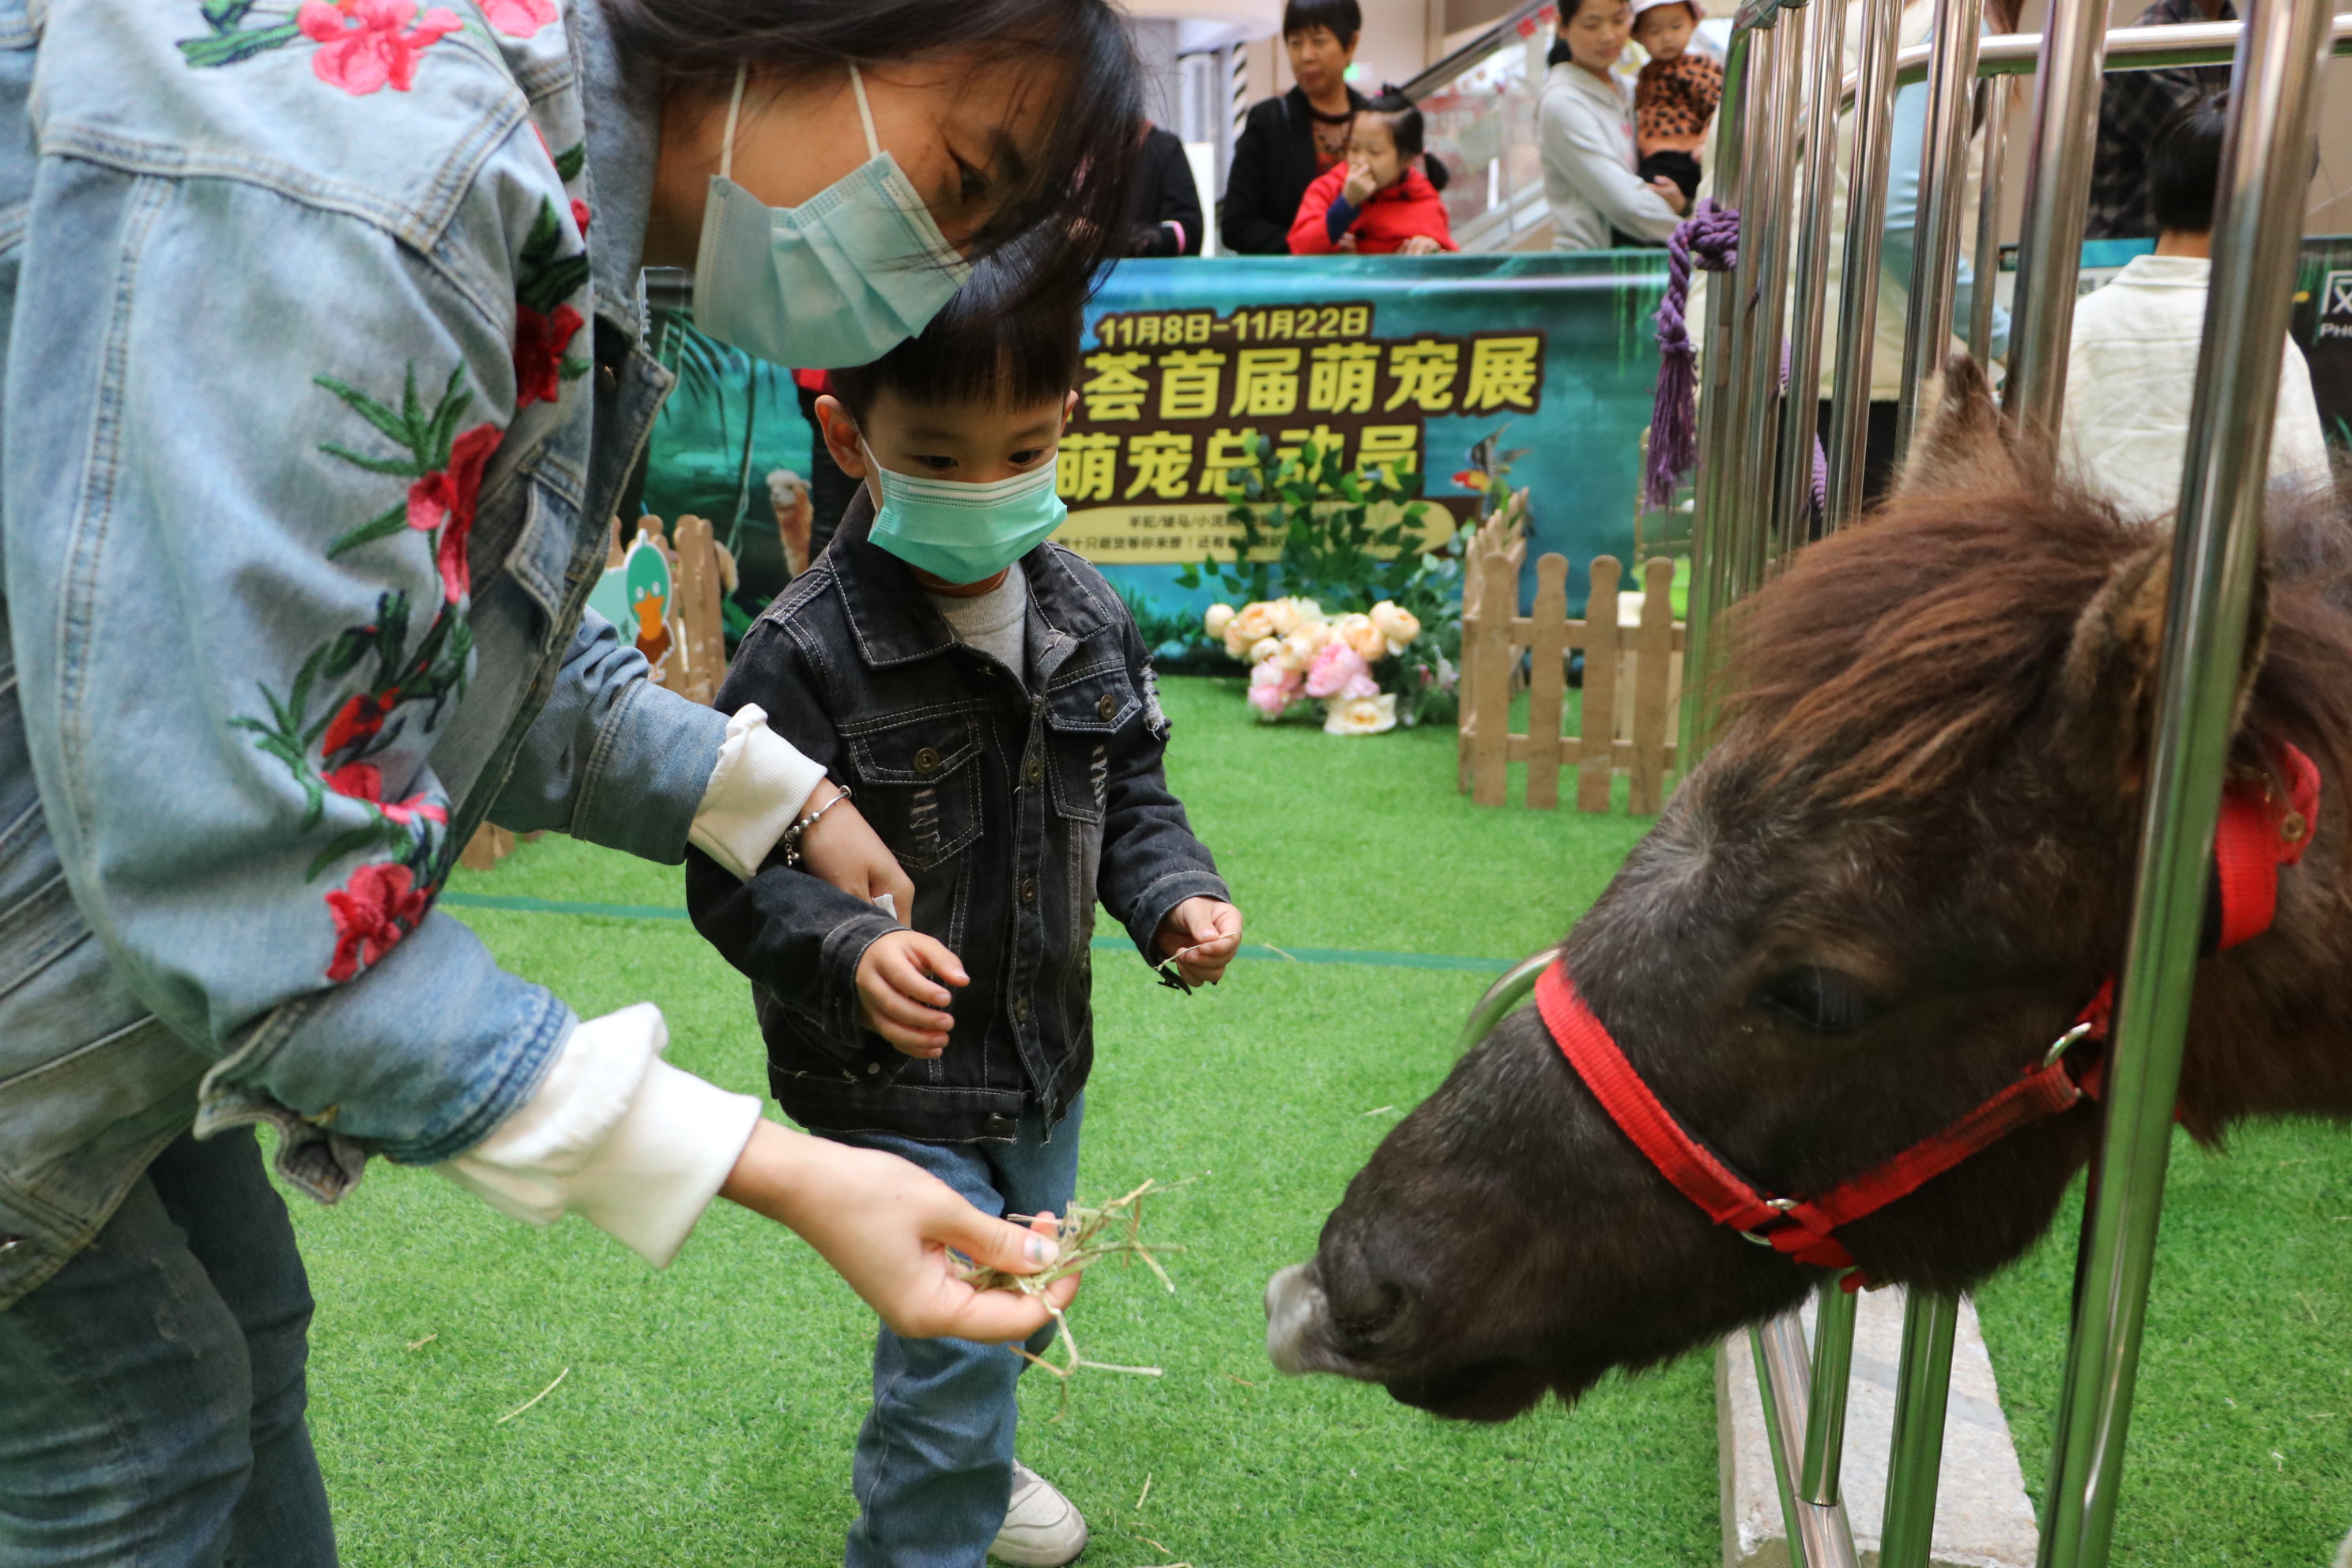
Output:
[
  {"xmin": 0, "ymin": 1129, "xmax": 336, "ymax": 1566},
  {"xmin": 823, "ymin": 1095, "xmax": 1083, "ymax": 1568}
]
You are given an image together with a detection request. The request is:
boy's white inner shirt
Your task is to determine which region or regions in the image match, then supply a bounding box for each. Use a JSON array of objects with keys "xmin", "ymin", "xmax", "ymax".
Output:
[{"xmin": 928, "ymin": 563, "xmax": 1029, "ymax": 673}]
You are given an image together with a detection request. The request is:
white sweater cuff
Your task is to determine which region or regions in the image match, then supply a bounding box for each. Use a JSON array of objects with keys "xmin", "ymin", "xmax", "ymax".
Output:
[
  {"xmin": 436, "ymin": 1004, "xmax": 763, "ymax": 1268},
  {"xmin": 688, "ymin": 703, "xmax": 829, "ymax": 880}
]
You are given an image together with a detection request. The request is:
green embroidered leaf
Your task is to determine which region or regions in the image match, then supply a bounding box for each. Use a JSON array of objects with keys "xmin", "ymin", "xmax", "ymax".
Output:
[
  {"xmin": 327, "ymin": 503, "xmax": 411, "ymax": 558},
  {"xmin": 319, "ymin": 442, "xmax": 427, "ymax": 479},
  {"xmin": 308, "ymin": 824, "xmax": 400, "ymax": 884},
  {"xmin": 202, "ymin": 0, "xmax": 258, "ymax": 24},
  {"xmin": 559, "ymin": 356, "xmax": 590, "ymax": 381},
  {"xmin": 315, "ymin": 375, "xmax": 418, "ymax": 454},
  {"xmin": 423, "ymin": 365, "xmax": 473, "ymax": 470},
  {"xmin": 517, "ymin": 198, "xmax": 591, "ymax": 315},
  {"xmin": 288, "ymin": 643, "xmax": 330, "ymax": 730},
  {"xmin": 552, "ymin": 141, "xmax": 586, "ymax": 183},
  {"xmin": 398, "ymin": 364, "xmax": 424, "ymax": 440},
  {"xmin": 178, "ymin": 19, "xmax": 300, "ymax": 67}
]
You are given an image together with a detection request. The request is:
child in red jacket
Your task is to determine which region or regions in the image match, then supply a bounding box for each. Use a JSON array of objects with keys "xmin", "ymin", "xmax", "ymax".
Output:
[{"xmin": 1288, "ymin": 91, "xmax": 1457, "ymax": 255}]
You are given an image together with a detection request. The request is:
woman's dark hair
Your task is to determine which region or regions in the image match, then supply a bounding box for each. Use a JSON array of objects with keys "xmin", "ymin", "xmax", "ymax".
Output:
[
  {"xmin": 2148, "ymin": 92, "xmax": 2228, "ymax": 234},
  {"xmin": 1360, "ymin": 89, "xmax": 1451, "ymax": 191},
  {"xmin": 1282, "ymin": 0, "xmax": 1362, "ymax": 43},
  {"xmin": 605, "ymin": 0, "xmax": 1140, "ymax": 314},
  {"xmin": 827, "ymin": 251, "xmax": 1082, "ymax": 423}
]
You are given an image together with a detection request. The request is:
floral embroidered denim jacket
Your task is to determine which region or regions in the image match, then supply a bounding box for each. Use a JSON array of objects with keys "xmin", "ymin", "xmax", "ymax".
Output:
[{"xmin": 0, "ymin": 0, "xmax": 725, "ymax": 1308}]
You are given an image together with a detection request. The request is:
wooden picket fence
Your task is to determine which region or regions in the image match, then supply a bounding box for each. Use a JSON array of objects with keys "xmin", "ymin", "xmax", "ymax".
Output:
[{"xmin": 1457, "ymin": 507, "xmax": 1686, "ymax": 815}]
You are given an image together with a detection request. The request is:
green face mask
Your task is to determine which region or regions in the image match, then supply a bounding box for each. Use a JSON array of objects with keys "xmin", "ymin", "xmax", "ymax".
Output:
[{"xmin": 859, "ymin": 440, "xmax": 1069, "ymax": 586}]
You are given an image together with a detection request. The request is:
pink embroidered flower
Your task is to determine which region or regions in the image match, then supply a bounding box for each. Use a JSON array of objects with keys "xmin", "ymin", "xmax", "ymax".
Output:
[
  {"xmin": 1246, "ymin": 660, "xmax": 1302, "ymax": 719},
  {"xmin": 325, "ymin": 861, "xmax": 432, "ymax": 982},
  {"xmin": 1303, "ymin": 640, "xmax": 1370, "ymax": 699},
  {"xmin": 405, "ymin": 423, "xmax": 504, "ymax": 601},
  {"xmin": 322, "ymin": 690, "xmax": 397, "ymax": 756},
  {"xmin": 296, "ymin": 0, "xmax": 462, "ymax": 96},
  {"xmin": 481, "ymin": 0, "xmax": 556, "ymax": 37},
  {"xmin": 512, "ymin": 302, "xmax": 584, "ymax": 409},
  {"xmin": 323, "ymin": 762, "xmax": 450, "ymax": 827}
]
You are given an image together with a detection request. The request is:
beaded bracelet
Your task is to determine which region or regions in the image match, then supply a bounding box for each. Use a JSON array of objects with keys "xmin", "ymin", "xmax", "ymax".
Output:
[{"xmin": 781, "ymin": 784, "xmax": 853, "ymax": 869}]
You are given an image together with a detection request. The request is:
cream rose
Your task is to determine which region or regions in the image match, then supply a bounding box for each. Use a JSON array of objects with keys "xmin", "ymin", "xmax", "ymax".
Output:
[
  {"xmin": 1276, "ymin": 630, "xmax": 1325, "ymax": 672},
  {"xmin": 1230, "ymin": 601, "xmax": 1280, "ymax": 646},
  {"xmin": 1335, "ymin": 612, "xmax": 1387, "ymax": 662},
  {"xmin": 1248, "ymin": 635, "xmax": 1283, "ymax": 665},
  {"xmin": 1369, "ymin": 601, "xmax": 1421, "ymax": 653},
  {"xmin": 1204, "ymin": 603, "xmax": 1236, "ymax": 640},
  {"xmin": 1322, "ymin": 692, "xmax": 1399, "ymax": 736}
]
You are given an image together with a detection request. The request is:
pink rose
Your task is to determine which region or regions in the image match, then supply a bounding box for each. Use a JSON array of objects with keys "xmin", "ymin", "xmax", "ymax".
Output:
[
  {"xmin": 481, "ymin": 0, "xmax": 556, "ymax": 36},
  {"xmin": 297, "ymin": 0, "xmax": 462, "ymax": 96},
  {"xmin": 1340, "ymin": 672, "xmax": 1380, "ymax": 699},
  {"xmin": 1247, "ymin": 660, "xmax": 1302, "ymax": 719},
  {"xmin": 1304, "ymin": 641, "xmax": 1370, "ymax": 699}
]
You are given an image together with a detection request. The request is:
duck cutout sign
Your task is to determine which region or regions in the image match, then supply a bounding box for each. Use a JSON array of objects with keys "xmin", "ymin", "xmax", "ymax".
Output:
[{"xmin": 586, "ymin": 518, "xmax": 677, "ymax": 679}]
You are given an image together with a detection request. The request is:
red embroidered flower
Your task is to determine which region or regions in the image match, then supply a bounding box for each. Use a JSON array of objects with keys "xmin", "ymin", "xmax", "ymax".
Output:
[
  {"xmin": 323, "ymin": 762, "xmax": 450, "ymax": 827},
  {"xmin": 322, "ymin": 690, "xmax": 397, "ymax": 756},
  {"xmin": 405, "ymin": 423, "xmax": 503, "ymax": 601},
  {"xmin": 324, "ymin": 861, "xmax": 432, "ymax": 982},
  {"xmin": 296, "ymin": 0, "xmax": 462, "ymax": 96},
  {"xmin": 512, "ymin": 302, "xmax": 584, "ymax": 410},
  {"xmin": 481, "ymin": 0, "xmax": 557, "ymax": 38},
  {"xmin": 571, "ymin": 198, "xmax": 591, "ymax": 236}
]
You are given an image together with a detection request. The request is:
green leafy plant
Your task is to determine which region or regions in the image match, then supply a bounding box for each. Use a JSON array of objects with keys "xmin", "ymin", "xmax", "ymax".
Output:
[{"xmin": 1177, "ymin": 435, "xmax": 1469, "ymax": 725}]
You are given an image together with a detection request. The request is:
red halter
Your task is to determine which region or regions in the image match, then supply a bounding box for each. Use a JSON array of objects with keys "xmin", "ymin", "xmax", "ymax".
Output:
[{"xmin": 1535, "ymin": 742, "xmax": 2322, "ymax": 1288}]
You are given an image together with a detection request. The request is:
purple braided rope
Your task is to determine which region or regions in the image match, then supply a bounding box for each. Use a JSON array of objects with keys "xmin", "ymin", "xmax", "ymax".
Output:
[
  {"xmin": 1776, "ymin": 343, "xmax": 1831, "ymax": 518},
  {"xmin": 1645, "ymin": 199, "xmax": 1740, "ymax": 511}
]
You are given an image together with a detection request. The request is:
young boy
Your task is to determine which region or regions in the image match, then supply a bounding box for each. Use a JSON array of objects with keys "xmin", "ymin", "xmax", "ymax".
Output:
[
  {"xmin": 684, "ymin": 268, "xmax": 1242, "ymax": 1568},
  {"xmin": 1630, "ymin": 0, "xmax": 1721, "ymax": 205},
  {"xmin": 2062, "ymin": 92, "xmax": 2331, "ymax": 519}
]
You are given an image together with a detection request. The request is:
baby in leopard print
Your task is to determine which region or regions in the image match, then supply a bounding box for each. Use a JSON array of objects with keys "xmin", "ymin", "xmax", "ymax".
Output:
[{"xmin": 1631, "ymin": 0, "xmax": 1721, "ymax": 205}]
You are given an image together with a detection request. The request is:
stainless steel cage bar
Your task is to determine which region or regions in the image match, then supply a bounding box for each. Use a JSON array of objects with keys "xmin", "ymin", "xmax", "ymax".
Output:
[{"xmin": 2037, "ymin": 0, "xmax": 2339, "ymax": 1561}]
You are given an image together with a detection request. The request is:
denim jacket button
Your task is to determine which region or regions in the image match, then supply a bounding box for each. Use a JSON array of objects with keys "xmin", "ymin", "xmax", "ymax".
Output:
[
  {"xmin": 1013, "ymin": 994, "xmax": 1031, "ymax": 1022},
  {"xmin": 1020, "ymin": 877, "xmax": 1037, "ymax": 905},
  {"xmin": 1023, "ymin": 756, "xmax": 1043, "ymax": 785},
  {"xmin": 986, "ymin": 1114, "xmax": 1016, "ymax": 1136},
  {"xmin": 1097, "ymin": 692, "xmax": 1117, "ymax": 720},
  {"xmin": 596, "ymin": 362, "xmax": 618, "ymax": 394},
  {"xmin": 913, "ymin": 746, "xmax": 942, "ymax": 775}
]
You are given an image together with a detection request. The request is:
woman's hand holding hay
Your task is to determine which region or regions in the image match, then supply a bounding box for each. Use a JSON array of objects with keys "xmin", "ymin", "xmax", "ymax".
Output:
[{"xmin": 718, "ymin": 1120, "xmax": 1074, "ymax": 1342}]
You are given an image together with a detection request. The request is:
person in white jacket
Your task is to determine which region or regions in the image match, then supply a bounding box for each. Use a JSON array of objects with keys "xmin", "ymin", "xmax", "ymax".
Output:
[
  {"xmin": 1540, "ymin": 0, "xmax": 1687, "ymax": 251},
  {"xmin": 2063, "ymin": 94, "xmax": 2331, "ymax": 518}
]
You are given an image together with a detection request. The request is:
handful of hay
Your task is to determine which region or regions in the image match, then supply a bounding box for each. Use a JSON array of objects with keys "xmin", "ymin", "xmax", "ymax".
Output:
[{"xmin": 963, "ymin": 1178, "xmax": 1182, "ymax": 1416}]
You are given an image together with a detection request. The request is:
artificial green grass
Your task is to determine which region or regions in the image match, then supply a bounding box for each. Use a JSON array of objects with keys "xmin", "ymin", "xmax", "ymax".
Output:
[
  {"xmin": 1972, "ymin": 1122, "xmax": 2352, "ymax": 1567},
  {"xmin": 287, "ymin": 673, "xmax": 2352, "ymax": 1566},
  {"xmin": 291, "ymin": 673, "xmax": 1708, "ymax": 1566}
]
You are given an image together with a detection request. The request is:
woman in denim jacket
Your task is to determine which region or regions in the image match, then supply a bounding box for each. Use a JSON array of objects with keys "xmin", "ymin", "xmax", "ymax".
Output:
[{"xmin": 0, "ymin": 2, "xmax": 1140, "ymax": 1561}]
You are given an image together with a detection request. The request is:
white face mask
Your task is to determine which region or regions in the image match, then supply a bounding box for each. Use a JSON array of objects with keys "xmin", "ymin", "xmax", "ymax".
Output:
[{"xmin": 692, "ymin": 64, "xmax": 974, "ymax": 368}]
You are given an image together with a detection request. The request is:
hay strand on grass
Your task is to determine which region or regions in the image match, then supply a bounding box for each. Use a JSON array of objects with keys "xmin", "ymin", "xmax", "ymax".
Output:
[{"xmin": 494, "ymin": 1366, "xmax": 569, "ymax": 1426}]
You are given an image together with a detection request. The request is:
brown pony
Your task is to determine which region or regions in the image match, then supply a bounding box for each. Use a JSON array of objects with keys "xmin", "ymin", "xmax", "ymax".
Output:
[{"xmin": 1265, "ymin": 359, "xmax": 2352, "ymax": 1421}]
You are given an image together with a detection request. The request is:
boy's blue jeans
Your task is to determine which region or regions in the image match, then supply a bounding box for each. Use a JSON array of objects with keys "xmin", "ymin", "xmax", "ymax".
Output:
[
  {"xmin": 0, "ymin": 1128, "xmax": 336, "ymax": 1566},
  {"xmin": 821, "ymin": 1095, "xmax": 1083, "ymax": 1568}
]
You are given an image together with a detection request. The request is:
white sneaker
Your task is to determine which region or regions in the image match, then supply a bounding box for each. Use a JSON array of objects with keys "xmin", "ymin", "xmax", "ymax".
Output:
[{"xmin": 988, "ymin": 1462, "xmax": 1088, "ymax": 1566}]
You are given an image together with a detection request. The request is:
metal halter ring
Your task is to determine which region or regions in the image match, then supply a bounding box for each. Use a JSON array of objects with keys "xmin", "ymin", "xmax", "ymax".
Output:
[{"xmin": 2043, "ymin": 1020, "xmax": 2097, "ymax": 1069}]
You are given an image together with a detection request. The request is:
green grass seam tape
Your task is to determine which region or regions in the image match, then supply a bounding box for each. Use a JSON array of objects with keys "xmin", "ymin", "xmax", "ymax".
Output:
[{"xmin": 438, "ymin": 890, "xmax": 1516, "ymax": 974}]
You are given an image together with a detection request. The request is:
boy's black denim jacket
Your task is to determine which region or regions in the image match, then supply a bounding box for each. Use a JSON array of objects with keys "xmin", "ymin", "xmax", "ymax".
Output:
[{"xmin": 686, "ymin": 496, "xmax": 1228, "ymax": 1144}]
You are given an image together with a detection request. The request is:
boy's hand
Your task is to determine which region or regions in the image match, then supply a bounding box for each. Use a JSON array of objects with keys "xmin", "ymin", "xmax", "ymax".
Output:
[
  {"xmin": 858, "ymin": 929, "xmax": 967, "ymax": 1057},
  {"xmin": 1652, "ymin": 175, "xmax": 1690, "ymax": 215},
  {"xmin": 797, "ymin": 784, "xmax": 917, "ymax": 919},
  {"xmin": 1397, "ymin": 235, "xmax": 1442, "ymax": 256},
  {"xmin": 1342, "ymin": 158, "xmax": 1379, "ymax": 208},
  {"xmin": 1155, "ymin": 897, "xmax": 1243, "ymax": 988}
]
